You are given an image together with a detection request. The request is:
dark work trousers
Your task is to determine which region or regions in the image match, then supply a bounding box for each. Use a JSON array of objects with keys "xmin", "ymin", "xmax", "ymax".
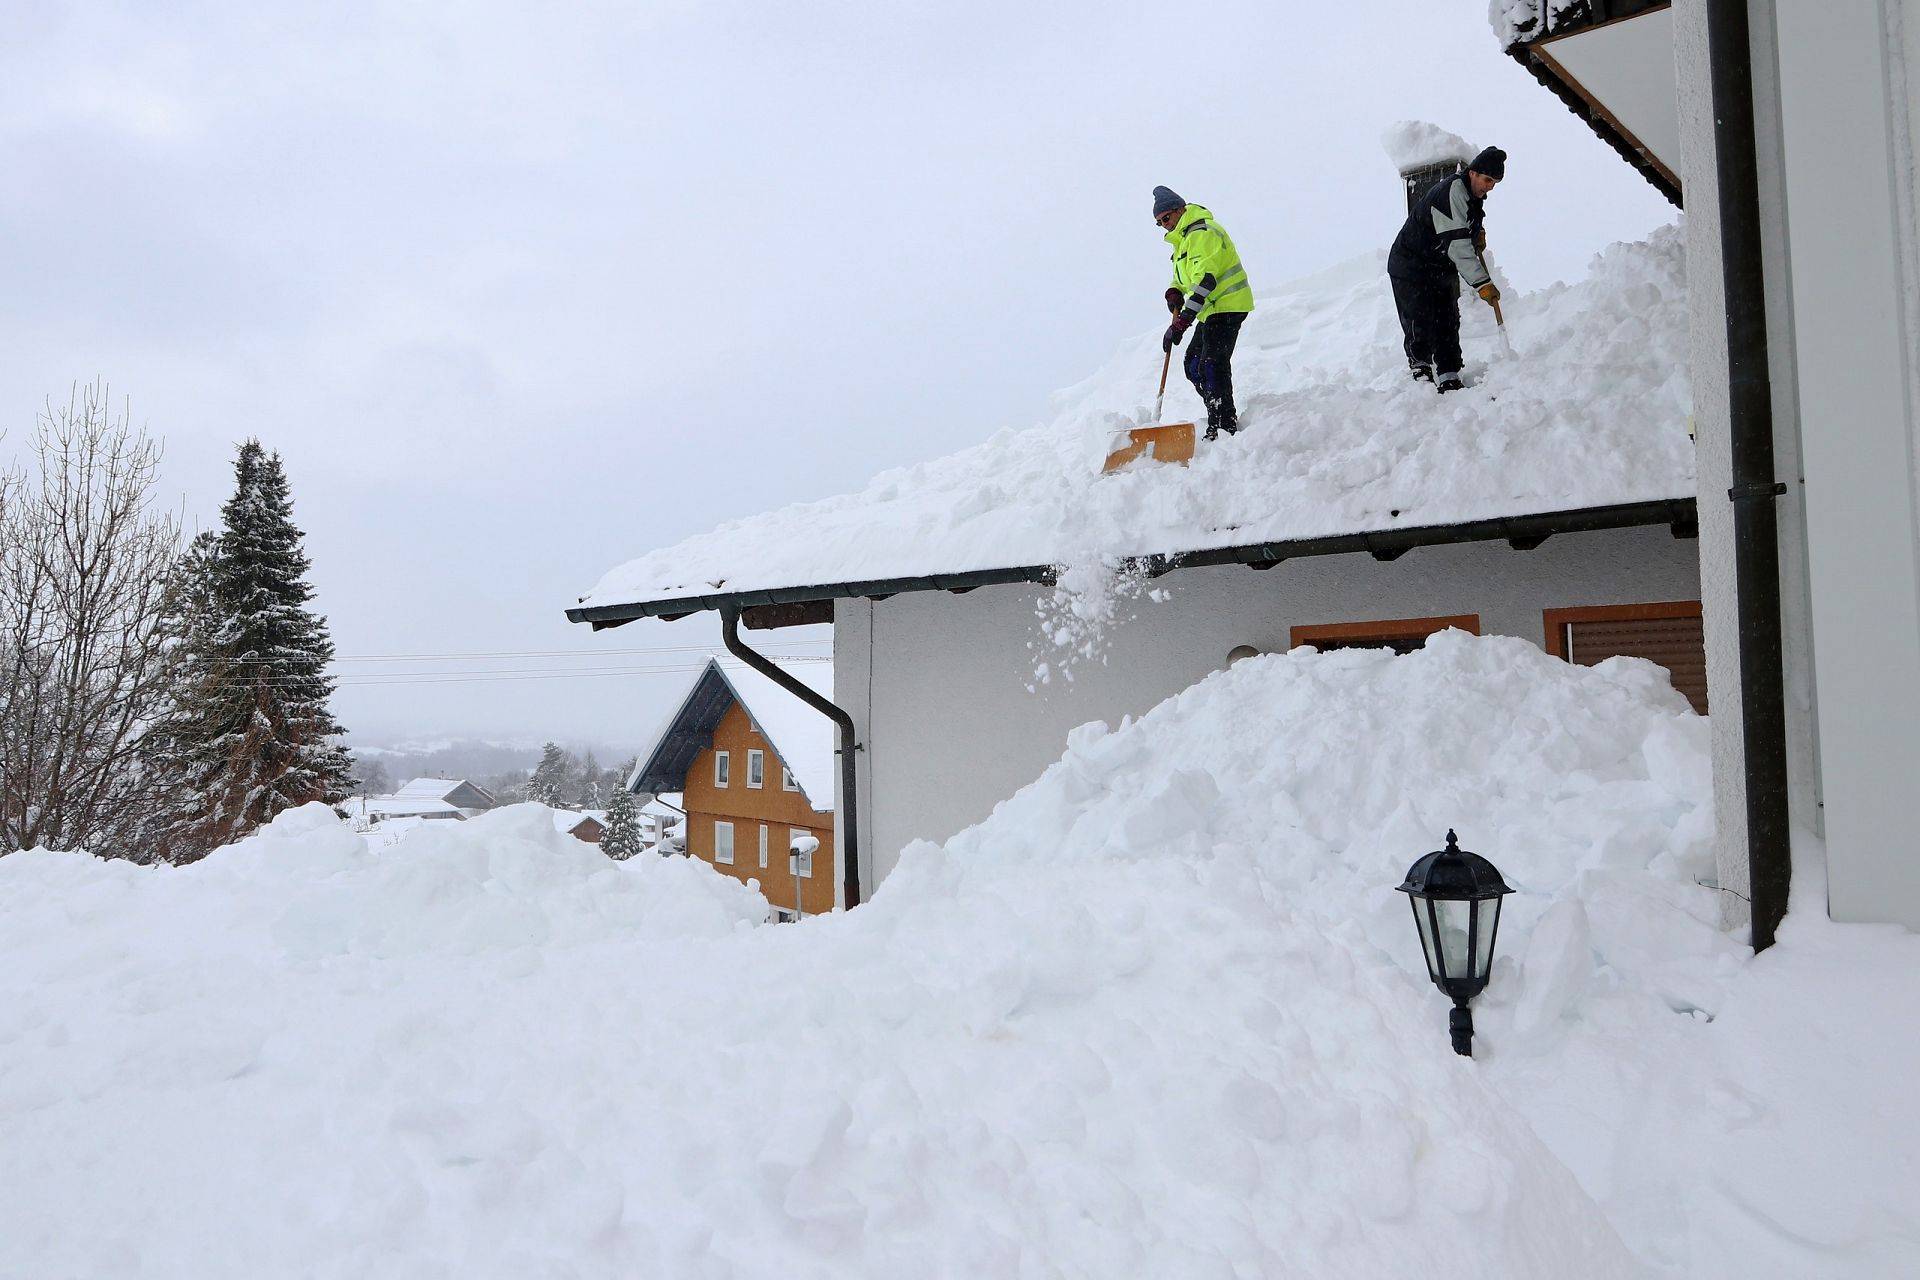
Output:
[
  {"xmin": 1183, "ymin": 311, "xmax": 1247, "ymax": 432},
  {"xmin": 1390, "ymin": 272, "xmax": 1463, "ymax": 379}
]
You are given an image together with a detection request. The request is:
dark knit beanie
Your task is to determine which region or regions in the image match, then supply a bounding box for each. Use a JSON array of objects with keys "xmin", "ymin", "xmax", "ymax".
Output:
[
  {"xmin": 1469, "ymin": 146, "xmax": 1507, "ymax": 180},
  {"xmin": 1152, "ymin": 185, "xmax": 1186, "ymax": 218}
]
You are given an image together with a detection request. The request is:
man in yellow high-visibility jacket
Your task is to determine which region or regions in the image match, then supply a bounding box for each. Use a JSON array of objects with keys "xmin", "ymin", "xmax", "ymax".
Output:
[{"xmin": 1155, "ymin": 185, "xmax": 1254, "ymax": 439}]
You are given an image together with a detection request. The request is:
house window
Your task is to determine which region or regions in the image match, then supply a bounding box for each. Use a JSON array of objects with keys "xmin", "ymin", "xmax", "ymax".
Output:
[
  {"xmin": 1290, "ymin": 613, "xmax": 1480, "ymax": 655},
  {"xmin": 1543, "ymin": 601, "xmax": 1707, "ymax": 714},
  {"xmin": 713, "ymin": 820, "xmax": 735, "ymax": 865},
  {"xmin": 758, "ymin": 823, "xmax": 768, "ymax": 869},
  {"xmin": 782, "ymin": 766, "xmax": 799, "ymax": 792},
  {"xmin": 713, "ymin": 751, "xmax": 730, "ymax": 788},
  {"xmin": 747, "ymin": 749, "xmax": 765, "ymax": 789},
  {"xmin": 790, "ymin": 828, "xmax": 813, "ymax": 879}
]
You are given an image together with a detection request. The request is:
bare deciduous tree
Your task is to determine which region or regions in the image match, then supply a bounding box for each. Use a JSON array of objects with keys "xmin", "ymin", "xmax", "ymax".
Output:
[{"xmin": 0, "ymin": 384, "xmax": 180, "ymax": 857}]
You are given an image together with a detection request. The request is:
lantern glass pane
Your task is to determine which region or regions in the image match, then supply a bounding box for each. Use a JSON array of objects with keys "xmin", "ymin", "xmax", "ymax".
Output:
[
  {"xmin": 1473, "ymin": 897, "xmax": 1502, "ymax": 981},
  {"xmin": 1409, "ymin": 897, "xmax": 1441, "ymax": 981},
  {"xmin": 1435, "ymin": 898, "xmax": 1473, "ymax": 981}
]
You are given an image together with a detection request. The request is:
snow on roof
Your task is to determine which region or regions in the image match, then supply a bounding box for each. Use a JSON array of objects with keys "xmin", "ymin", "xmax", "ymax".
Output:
[
  {"xmin": 1490, "ymin": 0, "xmax": 1586, "ymax": 47},
  {"xmin": 730, "ymin": 662, "xmax": 835, "ymax": 809},
  {"xmin": 551, "ymin": 810, "xmax": 603, "ymax": 834},
  {"xmin": 574, "ymin": 227, "xmax": 1694, "ymax": 620},
  {"xmin": 1381, "ymin": 119, "xmax": 1474, "ymax": 172},
  {"xmin": 392, "ymin": 778, "xmax": 469, "ymax": 801}
]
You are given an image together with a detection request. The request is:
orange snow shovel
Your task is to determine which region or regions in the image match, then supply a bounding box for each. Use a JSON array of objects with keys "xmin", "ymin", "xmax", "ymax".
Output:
[{"xmin": 1101, "ymin": 347, "xmax": 1195, "ymax": 473}]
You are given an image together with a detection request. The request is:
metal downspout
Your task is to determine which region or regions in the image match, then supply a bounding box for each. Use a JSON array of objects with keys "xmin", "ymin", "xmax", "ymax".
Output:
[
  {"xmin": 1706, "ymin": 0, "xmax": 1792, "ymax": 950},
  {"xmin": 719, "ymin": 605, "xmax": 863, "ymax": 908}
]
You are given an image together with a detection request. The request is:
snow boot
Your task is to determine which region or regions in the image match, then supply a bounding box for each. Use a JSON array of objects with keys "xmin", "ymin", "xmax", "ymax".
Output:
[
  {"xmin": 1437, "ymin": 375, "xmax": 1465, "ymax": 394},
  {"xmin": 1203, "ymin": 403, "xmax": 1239, "ymax": 441},
  {"xmin": 1410, "ymin": 364, "xmax": 1434, "ymax": 384}
]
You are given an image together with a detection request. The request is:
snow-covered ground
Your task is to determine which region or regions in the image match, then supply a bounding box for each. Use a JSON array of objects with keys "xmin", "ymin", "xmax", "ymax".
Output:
[
  {"xmin": 578, "ymin": 226, "xmax": 1694, "ymax": 616},
  {"xmin": 4, "ymin": 636, "xmax": 1915, "ymax": 1277}
]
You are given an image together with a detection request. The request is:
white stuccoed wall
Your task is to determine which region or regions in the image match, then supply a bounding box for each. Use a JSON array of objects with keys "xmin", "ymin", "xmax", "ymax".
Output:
[
  {"xmin": 1679, "ymin": 0, "xmax": 1920, "ymax": 931},
  {"xmin": 835, "ymin": 527, "xmax": 1701, "ymax": 896}
]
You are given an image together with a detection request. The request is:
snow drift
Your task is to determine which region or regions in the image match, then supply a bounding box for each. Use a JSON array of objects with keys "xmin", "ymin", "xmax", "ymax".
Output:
[
  {"xmin": 5, "ymin": 637, "xmax": 1917, "ymax": 1277},
  {"xmin": 577, "ymin": 226, "xmax": 1694, "ymax": 616}
]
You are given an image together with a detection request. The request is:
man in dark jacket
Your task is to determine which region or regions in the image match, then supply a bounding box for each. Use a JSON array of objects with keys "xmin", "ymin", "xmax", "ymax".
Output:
[{"xmin": 1387, "ymin": 146, "xmax": 1506, "ymax": 393}]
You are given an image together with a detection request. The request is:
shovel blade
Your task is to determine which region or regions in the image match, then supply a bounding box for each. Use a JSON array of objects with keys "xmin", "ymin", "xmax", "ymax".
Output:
[{"xmin": 1101, "ymin": 422, "xmax": 1196, "ymax": 473}]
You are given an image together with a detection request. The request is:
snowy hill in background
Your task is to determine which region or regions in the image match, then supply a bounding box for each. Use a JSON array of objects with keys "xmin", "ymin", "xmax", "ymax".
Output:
[
  {"xmin": 7, "ymin": 634, "xmax": 1913, "ymax": 1276},
  {"xmin": 579, "ymin": 225, "xmax": 1695, "ymax": 615}
]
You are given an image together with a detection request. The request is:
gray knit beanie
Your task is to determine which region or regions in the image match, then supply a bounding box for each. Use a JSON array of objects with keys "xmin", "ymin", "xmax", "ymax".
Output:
[{"xmin": 1152, "ymin": 185, "xmax": 1186, "ymax": 218}]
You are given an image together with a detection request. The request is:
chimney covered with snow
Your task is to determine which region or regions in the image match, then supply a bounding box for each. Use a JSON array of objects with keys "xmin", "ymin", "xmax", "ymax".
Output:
[{"xmin": 1381, "ymin": 120, "xmax": 1475, "ymax": 214}]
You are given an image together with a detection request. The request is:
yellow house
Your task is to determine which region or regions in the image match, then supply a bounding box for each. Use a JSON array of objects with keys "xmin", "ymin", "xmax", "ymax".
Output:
[{"xmin": 627, "ymin": 658, "xmax": 836, "ymax": 919}]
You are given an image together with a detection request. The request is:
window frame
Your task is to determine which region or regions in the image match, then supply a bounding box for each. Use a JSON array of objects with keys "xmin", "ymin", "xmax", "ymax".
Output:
[
  {"xmin": 789, "ymin": 827, "xmax": 813, "ymax": 879},
  {"xmin": 713, "ymin": 750, "xmax": 730, "ymax": 788},
  {"xmin": 758, "ymin": 823, "xmax": 769, "ymax": 869},
  {"xmin": 782, "ymin": 765, "xmax": 800, "ymax": 792},
  {"xmin": 712, "ymin": 820, "xmax": 735, "ymax": 865},
  {"xmin": 1289, "ymin": 613, "xmax": 1481, "ymax": 652},
  {"xmin": 1541, "ymin": 600, "xmax": 1704, "ymax": 658},
  {"xmin": 747, "ymin": 748, "xmax": 765, "ymax": 789}
]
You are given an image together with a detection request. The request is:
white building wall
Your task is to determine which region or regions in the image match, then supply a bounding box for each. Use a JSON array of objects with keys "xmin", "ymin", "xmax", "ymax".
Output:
[
  {"xmin": 1768, "ymin": 0, "xmax": 1920, "ymax": 926},
  {"xmin": 1674, "ymin": 0, "xmax": 1825, "ymax": 933},
  {"xmin": 1680, "ymin": 0, "xmax": 1920, "ymax": 931},
  {"xmin": 835, "ymin": 528, "xmax": 1700, "ymax": 896}
]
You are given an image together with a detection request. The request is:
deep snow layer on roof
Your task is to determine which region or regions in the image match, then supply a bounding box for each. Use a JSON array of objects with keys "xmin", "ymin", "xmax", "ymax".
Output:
[
  {"xmin": 1490, "ymin": 0, "xmax": 1587, "ymax": 47},
  {"xmin": 576, "ymin": 226, "xmax": 1694, "ymax": 619}
]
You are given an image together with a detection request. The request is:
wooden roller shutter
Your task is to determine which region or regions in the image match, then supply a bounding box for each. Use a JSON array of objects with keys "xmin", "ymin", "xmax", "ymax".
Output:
[
  {"xmin": 1543, "ymin": 602, "xmax": 1708, "ymax": 714},
  {"xmin": 1291, "ymin": 614, "xmax": 1481, "ymax": 655}
]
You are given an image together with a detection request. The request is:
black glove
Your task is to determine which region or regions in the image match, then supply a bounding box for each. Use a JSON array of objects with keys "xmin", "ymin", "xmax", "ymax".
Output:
[
  {"xmin": 1163, "ymin": 311, "xmax": 1193, "ymax": 351},
  {"xmin": 1164, "ymin": 287, "xmax": 1183, "ymax": 314}
]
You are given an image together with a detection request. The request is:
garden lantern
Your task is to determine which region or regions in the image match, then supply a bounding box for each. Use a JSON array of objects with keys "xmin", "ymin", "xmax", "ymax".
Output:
[{"xmin": 1396, "ymin": 830, "xmax": 1513, "ymax": 1057}]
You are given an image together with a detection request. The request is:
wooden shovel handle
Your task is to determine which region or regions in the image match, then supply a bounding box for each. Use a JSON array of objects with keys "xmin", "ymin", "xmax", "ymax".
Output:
[
  {"xmin": 1491, "ymin": 298, "xmax": 1505, "ymax": 327},
  {"xmin": 1154, "ymin": 345, "xmax": 1172, "ymax": 419}
]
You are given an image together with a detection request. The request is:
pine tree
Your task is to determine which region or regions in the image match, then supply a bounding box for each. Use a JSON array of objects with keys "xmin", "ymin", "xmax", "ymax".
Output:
[
  {"xmin": 151, "ymin": 442, "xmax": 354, "ymax": 854},
  {"xmin": 525, "ymin": 742, "xmax": 569, "ymax": 806},
  {"xmin": 574, "ymin": 749, "xmax": 603, "ymax": 808},
  {"xmin": 138, "ymin": 531, "xmax": 230, "ymax": 861},
  {"xmin": 600, "ymin": 787, "xmax": 644, "ymax": 860}
]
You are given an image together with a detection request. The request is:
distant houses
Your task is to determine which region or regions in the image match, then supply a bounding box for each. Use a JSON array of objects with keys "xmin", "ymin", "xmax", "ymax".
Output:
[
  {"xmin": 552, "ymin": 810, "xmax": 606, "ymax": 844},
  {"xmin": 347, "ymin": 776, "xmax": 495, "ymax": 827}
]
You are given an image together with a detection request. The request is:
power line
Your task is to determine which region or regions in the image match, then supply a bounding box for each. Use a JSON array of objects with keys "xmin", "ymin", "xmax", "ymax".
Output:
[
  {"xmin": 195, "ymin": 639, "xmax": 829, "ymax": 666},
  {"xmin": 177, "ymin": 656, "xmax": 830, "ymax": 691}
]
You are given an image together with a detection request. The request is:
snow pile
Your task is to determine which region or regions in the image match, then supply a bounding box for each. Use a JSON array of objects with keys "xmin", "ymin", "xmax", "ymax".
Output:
[
  {"xmin": 6, "ymin": 638, "xmax": 1915, "ymax": 1276},
  {"xmin": 578, "ymin": 226, "xmax": 1694, "ymax": 617},
  {"xmin": 1490, "ymin": 0, "xmax": 1587, "ymax": 47},
  {"xmin": 1382, "ymin": 119, "xmax": 1475, "ymax": 171}
]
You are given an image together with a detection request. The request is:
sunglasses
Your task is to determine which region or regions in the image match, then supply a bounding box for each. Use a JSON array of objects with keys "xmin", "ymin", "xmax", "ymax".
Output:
[{"xmin": 1155, "ymin": 210, "xmax": 1180, "ymax": 228}]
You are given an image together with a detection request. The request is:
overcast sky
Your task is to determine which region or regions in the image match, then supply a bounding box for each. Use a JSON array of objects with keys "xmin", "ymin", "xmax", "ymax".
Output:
[{"xmin": 0, "ymin": 1, "xmax": 1678, "ymax": 752}]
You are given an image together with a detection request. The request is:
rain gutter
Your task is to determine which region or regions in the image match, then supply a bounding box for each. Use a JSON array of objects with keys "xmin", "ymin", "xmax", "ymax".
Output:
[
  {"xmin": 1705, "ymin": 0, "xmax": 1791, "ymax": 950},
  {"xmin": 566, "ymin": 497, "xmax": 1697, "ymax": 628},
  {"xmin": 719, "ymin": 604, "xmax": 863, "ymax": 909}
]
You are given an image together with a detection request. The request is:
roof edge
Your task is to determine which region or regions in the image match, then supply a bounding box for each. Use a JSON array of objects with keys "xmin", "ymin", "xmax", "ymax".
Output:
[
  {"xmin": 1503, "ymin": 1, "xmax": 1682, "ymax": 206},
  {"xmin": 569, "ymin": 497, "xmax": 1698, "ymax": 630}
]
